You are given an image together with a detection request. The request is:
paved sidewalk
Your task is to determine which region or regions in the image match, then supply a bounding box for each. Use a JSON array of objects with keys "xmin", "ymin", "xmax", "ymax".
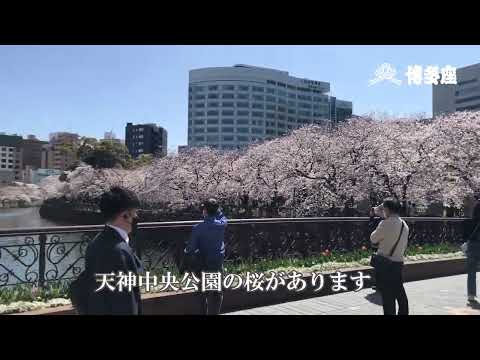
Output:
[{"xmin": 226, "ymin": 274, "xmax": 480, "ymax": 315}]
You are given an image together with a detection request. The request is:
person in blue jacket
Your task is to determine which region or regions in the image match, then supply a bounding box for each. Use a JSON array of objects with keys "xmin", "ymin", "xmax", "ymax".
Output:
[{"xmin": 185, "ymin": 198, "xmax": 227, "ymax": 315}]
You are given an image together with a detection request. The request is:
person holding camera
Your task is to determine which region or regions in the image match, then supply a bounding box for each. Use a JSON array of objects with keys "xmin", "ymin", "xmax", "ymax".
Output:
[
  {"xmin": 464, "ymin": 201, "xmax": 480, "ymax": 308},
  {"xmin": 369, "ymin": 206, "xmax": 384, "ymax": 292},
  {"xmin": 370, "ymin": 198, "xmax": 409, "ymax": 315},
  {"xmin": 184, "ymin": 198, "xmax": 227, "ymax": 315}
]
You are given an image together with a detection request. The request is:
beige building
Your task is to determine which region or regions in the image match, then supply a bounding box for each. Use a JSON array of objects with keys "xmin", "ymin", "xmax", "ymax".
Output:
[
  {"xmin": 41, "ymin": 132, "xmax": 80, "ymax": 171},
  {"xmin": 0, "ymin": 134, "xmax": 23, "ymax": 184}
]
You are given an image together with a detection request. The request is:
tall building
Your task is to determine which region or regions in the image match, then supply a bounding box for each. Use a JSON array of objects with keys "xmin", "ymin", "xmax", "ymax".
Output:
[
  {"xmin": 104, "ymin": 131, "xmax": 116, "ymax": 140},
  {"xmin": 102, "ymin": 130, "xmax": 122, "ymax": 145},
  {"xmin": 125, "ymin": 123, "xmax": 168, "ymax": 159},
  {"xmin": 188, "ymin": 65, "xmax": 353, "ymax": 150},
  {"xmin": 42, "ymin": 132, "xmax": 80, "ymax": 171},
  {"xmin": 21, "ymin": 135, "xmax": 48, "ymax": 170},
  {"xmin": 0, "ymin": 134, "xmax": 23, "ymax": 184},
  {"xmin": 433, "ymin": 62, "xmax": 480, "ymax": 117}
]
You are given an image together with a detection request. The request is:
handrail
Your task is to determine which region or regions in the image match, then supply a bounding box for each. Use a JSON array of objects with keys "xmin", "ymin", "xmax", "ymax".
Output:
[{"xmin": 0, "ymin": 216, "xmax": 468, "ymax": 237}]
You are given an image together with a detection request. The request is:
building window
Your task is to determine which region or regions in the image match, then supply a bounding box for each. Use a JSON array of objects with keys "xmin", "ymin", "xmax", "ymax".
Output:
[
  {"xmin": 266, "ymin": 96, "xmax": 276, "ymax": 103},
  {"xmin": 278, "ymin": 98, "xmax": 287, "ymax": 105},
  {"xmin": 222, "ymin": 93, "xmax": 234, "ymax": 99},
  {"xmin": 222, "ymin": 110, "xmax": 234, "ymax": 116},
  {"xmin": 207, "ymin": 136, "xmax": 219, "ymax": 142},
  {"xmin": 237, "ymin": 119, "xmax": 249, "ymax": 125},
  {"xmin": 277, "ymin": 90, "xmax": 286, "ymax": 97},
  {"xmin": 194, "ymin": 120, "xmax": 205, "ymax": 125},
  {"xmin": 267, "ymin": 80, "xmax": 276, "ymax": 85},
  {"xmin": 252, "ymin": 103, "xmax": 264, "ymax": 109},
  {"xmin": 208, "ymin": 85, "xmax": 218, "ymax": 91},
  {"xmin": 299, "ymin": 110, "xmax": 311, "ymax": 116},
  {"xmin": 195, "ymin": 111, "xmax": 205, "ymax": 117},
  {"xmin": 266, "ymin": 113, "xmax": 275, "ymax": 119},
  {"xmin": 298, "ymin": 95, "xmax": 312, "ymax": 101},
  {"xmin": 288, "ymin": 93, "xmax": 296, "ymax": 99},
  {"xmin": 223, "ymin": 136, "xmax": 234, "ymax": 141},
  {"xmin": 194, "ymin": 86, "xmax": 205, "ymax": 92},
  {"xmin": 278, "ymin": 114, "xmax": 286, "ymax": 120},
  {"xmin": 266, "ymin": 88, "xmax": 275, "ymax": 94},
  {"xmin": 237, "ymin": 102, "xmax": 249, "ymax": 108},
  {"xmin": 195, "ymin": 102, "xmax": 205, "ymax": 108},
  {"xmin": 207, "ymin": 119, "xmax": 219, "ymax": 125},
  {"xmin": 252, "ymin": 86, "xmax": 264, "ymax": 93},
  {"xmin": 237, "ymin": 136, "xmax": 249, "ymax": 142},
  {"xmin": 208, "ymin": 102, "xmax": 219, "ymax": 108},
  {"xmin": 237, "ymin": 128, "xmax": 249, "ymax": 133},
  {"xmin": 195, "ymin": 94, "xmax": 206, "ymax": 100},
  {"xmin": 238, "ymin": 85, "xmax": 249, "ymax": 91},
  {"xmin": 299, "ymin": 102, "xmax": 312, "ymax": 109},
  {"xmin": 222, "ymin": 85, "xmax": 235, "ymax": 91},
  {"xmin": 208, "ymin": 93, "xmax": 219, "ymax": 99},
  {"xmin": 207, "ymin": 110, "xmax": 219, "ymax": 116},
  {"xmin": 251, "ymin": 128, "xmax": 264, "ymax": 134},
  {"xmin": 278, "ymin": 122, "xmax": 286, "ymax": 129},
  {"xmin": 237, "ymin": 110, "xmax": 249, "ymax": 116},
  {"xmin": 253, "ymin": 95, "xmax": 264, "ymax": 101},
  {"xmin": 455, "ymin": 95, "xmax": 480, "ymax": 104},
  {"xmin": 237, "ymin": 93, "xmax": 249, "ymax": 100},
  {"xmin": 252, "ymin": 111, "xmax": 264, "ymax": 118},
  {"xmin": 207, "ymin": 127, "xmax": 219, "ymax": 133},
  {"xmin": 266, "ymin": 129, "xmax": 275, "ymax": 135},
  {"xmin": 222, "ymin": 127, "xmax": 234, "ymax": 133},
  {"xmin": 266, "ymin": 104, "xmax": 276, "ymax": 111},
  {"xmin": 222, "ymin": 102, "xmax": 234, "ymax": 107},
  {"xmin": 194, "ymin": 136, "xmax": 205, "ymax": 142}
]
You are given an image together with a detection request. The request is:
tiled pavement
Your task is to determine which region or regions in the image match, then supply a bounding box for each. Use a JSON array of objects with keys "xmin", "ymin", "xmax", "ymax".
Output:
[{"xmin": 225, "ymin": 274, "xmax": 480, "ymax": 315}]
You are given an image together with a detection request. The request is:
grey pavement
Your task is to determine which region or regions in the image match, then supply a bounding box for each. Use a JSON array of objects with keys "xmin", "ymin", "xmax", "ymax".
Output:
[{"xmin": 225, "ymin": 274, "xmax": 480, "ymax": 315}]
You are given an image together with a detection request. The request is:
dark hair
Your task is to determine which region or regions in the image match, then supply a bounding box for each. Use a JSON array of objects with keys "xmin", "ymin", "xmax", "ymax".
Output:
[
  {"xmin": 201, "ymin": 198, "xmax": 219, "ymax": 216},
  {"xmin": 382, "ymin": 198, "xmax": 401, "ymax": 214},
  {"xmin": 99, "ymin": 186, "xmax": 140, "ymax": 221}
]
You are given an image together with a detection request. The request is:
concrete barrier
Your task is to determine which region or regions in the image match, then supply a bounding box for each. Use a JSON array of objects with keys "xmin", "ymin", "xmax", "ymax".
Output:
[{"xmin": 14, "ymin": 257, "xmax": 467, "ymax": 315}]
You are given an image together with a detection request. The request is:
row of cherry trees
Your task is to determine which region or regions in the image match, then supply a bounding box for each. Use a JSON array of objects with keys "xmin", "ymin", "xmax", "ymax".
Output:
[{"xmin": 44, "ymin": 111, "xmax": 480, "ymax": 217}]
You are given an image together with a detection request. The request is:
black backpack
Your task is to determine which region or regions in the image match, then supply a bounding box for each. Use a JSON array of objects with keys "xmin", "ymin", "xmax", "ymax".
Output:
[{"xmin": 68, "ymin": 270, "xmax": 91, "ymax": 315}]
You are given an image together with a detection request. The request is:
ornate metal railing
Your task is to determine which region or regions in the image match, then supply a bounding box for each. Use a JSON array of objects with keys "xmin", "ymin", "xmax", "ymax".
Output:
[{"xmin": 0, "ymin": 217, "xmax": 467, "ymax": 287}]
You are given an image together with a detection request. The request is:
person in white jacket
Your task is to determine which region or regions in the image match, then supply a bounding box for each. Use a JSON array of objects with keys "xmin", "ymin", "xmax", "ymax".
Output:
[{"xmin": 370, "ymin": 199, "xmax": 409, "ymax": 315}]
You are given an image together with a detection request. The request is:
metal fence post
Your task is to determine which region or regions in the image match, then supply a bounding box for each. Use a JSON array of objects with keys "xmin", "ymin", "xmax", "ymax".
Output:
[{"xmin": 38, "ymin": 233, "xmax": 46, "ymax": 288}]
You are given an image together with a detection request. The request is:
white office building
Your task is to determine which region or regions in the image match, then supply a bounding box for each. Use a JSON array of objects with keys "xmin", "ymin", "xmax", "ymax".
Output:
[{"xmin": 188, "ymin": 65, "xmax": 353, "ymax": 150}]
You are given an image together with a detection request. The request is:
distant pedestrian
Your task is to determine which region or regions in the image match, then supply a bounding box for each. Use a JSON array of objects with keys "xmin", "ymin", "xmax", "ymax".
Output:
[
  {"xmin": 464, "ymin": 201, "xmax": 480, "ymax": 308},
  {"xmin": 370, "ymin": 198, "xmax": 409, "ymax": 315}
]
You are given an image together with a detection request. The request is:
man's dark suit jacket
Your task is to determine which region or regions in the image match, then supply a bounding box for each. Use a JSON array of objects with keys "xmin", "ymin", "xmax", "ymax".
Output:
[{"xmin": 85, "ymin": 226, "xmax": 144, "ymax": 315}]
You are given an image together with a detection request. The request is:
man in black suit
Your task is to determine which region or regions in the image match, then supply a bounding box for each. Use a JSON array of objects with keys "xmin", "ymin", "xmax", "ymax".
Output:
[{"xmin": 84, "ymin": 186, "xmax": 144, "ymax": 315}]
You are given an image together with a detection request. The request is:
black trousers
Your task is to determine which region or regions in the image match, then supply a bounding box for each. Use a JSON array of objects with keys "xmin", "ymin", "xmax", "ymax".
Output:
[
  {"xmin": 195, "ymin": 266, "xmax": 224, "ymax": 315},
  {"xmin": 376, "ymin": 262, "xmax": 409, "ymax": 315}
]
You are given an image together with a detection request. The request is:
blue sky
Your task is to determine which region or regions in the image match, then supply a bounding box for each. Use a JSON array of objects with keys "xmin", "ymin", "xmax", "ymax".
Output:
[{"xmin": 1, "ymin": 45, "xmax": 479, "ymax": 151}]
